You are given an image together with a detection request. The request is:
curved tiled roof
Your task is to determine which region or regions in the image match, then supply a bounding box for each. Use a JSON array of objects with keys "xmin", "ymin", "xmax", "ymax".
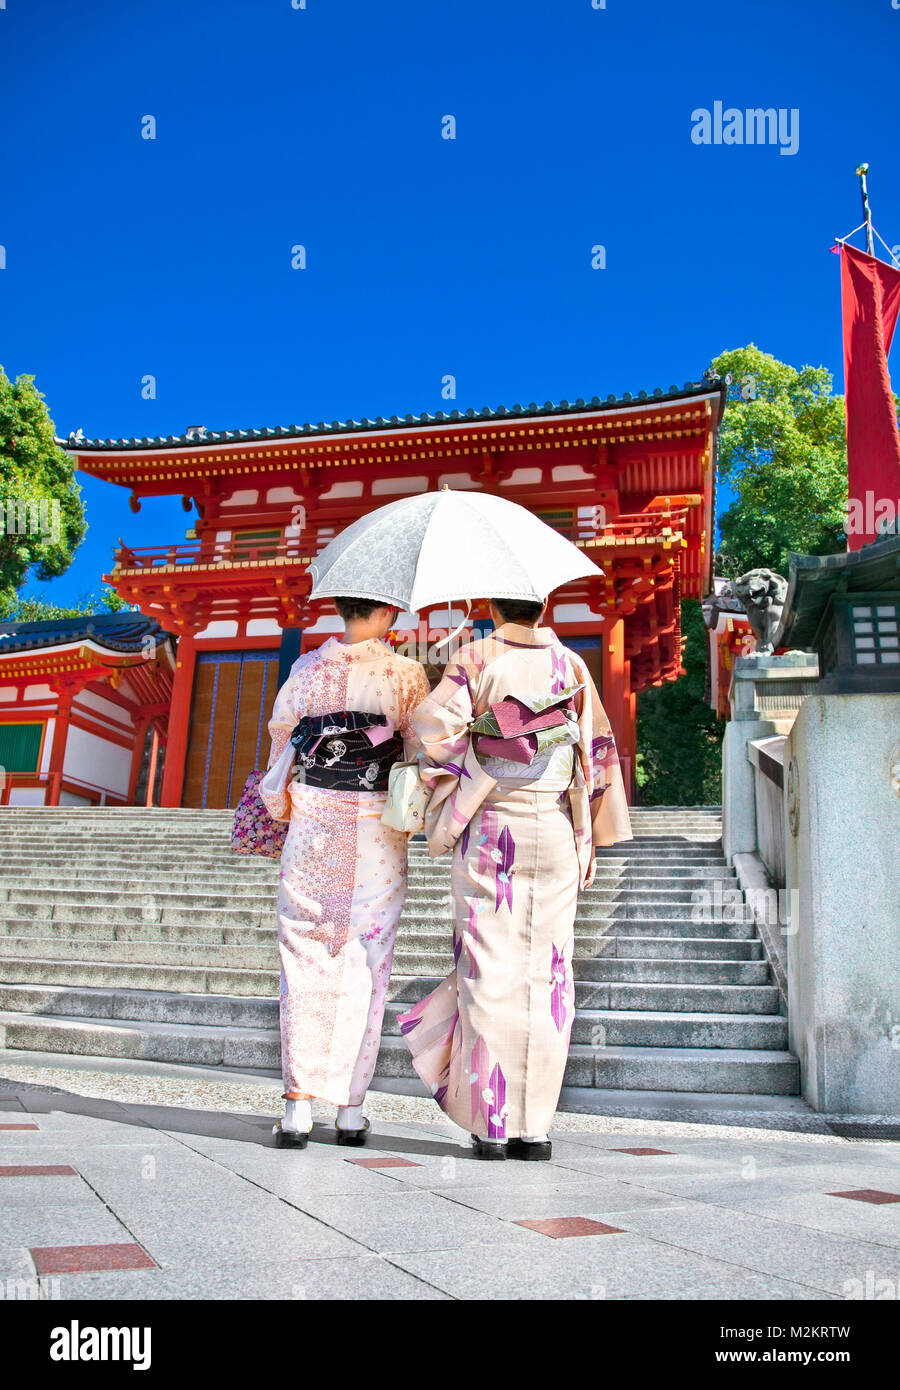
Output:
[
  {"xmin": 0, "ymin": 611, "xmax": 173, "ymax": 656},
  {"xmin": 60, "ymin": 381, "xmax": 723, "ymax": 452}
]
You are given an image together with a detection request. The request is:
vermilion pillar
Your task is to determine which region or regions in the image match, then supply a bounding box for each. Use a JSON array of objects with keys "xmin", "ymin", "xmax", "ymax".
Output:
[
  {"xmin": 160, "ymin": 634, "xmax": 196, "ymax": 808},
  {"xmin": 602, "ymin": 618, "xmax": 632, "ymax": 802},
  {"xmin": 47, "ymin": 692, "xmax": 72, "ymax": 806}
]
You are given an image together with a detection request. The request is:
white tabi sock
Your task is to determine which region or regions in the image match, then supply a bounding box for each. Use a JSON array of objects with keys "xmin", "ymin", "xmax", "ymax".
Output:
[
  {"xmin": 520, "ymin": 1134, "xmax": 549, "ymax": 1143},
  {"xmin": 336, "ymin": 1102, "xmax": 366, "ymax": 1131},
  {"xmin": 283, "ymin": 1099, "xmax": 312, "ymax": 1134}
]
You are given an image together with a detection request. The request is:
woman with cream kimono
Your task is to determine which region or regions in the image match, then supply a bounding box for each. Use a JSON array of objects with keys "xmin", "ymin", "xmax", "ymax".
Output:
[
  {"xmin": 398, "ymin": 597, "xmax": 632, "ymax": 1159},
  {"xmin": 261, "ymin": 598, "xmax": 430, "ymax": 1148}
]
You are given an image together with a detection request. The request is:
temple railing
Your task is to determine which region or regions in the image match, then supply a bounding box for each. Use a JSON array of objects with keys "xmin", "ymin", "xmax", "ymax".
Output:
[
  {"xmin": 111, "ymin": 532, "xmax": 323, "ymax": 572},
  {"xmin": 0, "ymin": 771, "xmax": 130, "ymax": 807},
  {"xmin": 111, "ymin": 506, "xmax": 691, "ymax": 575}
]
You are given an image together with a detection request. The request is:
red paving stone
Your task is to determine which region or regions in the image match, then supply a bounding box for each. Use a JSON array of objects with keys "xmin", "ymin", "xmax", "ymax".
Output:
[
  {"xmin": 516, "ymin": 1216, "xmax": 626, "ymax": 1239},
  {"xmin": 345, "ymin": 1156, "xmax": 422, "ymax": 1168},
  {"xmin": 609, "ymin": 1148, "xmax": 673, "ymax": 1156},
  {"xmin": 827, "ymin": 1189, "xmax": 900, "ymax": 1205},
  {"xmin": 0, "ymin": 1165, "xmax": 77, "ymax": 1176},
  {"xmin": 0, "ymin": 1124, "xmax": 40, "ymax": 1131},
  {"xmin": 30, "ymin": 1243, "xmax": 157, "ymax": 1275}
]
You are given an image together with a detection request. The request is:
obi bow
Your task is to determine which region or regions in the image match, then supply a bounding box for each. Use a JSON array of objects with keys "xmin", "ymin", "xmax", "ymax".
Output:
[{"xmin": 468, "ymin": 683, "xmax": 584, "ymax": 765}]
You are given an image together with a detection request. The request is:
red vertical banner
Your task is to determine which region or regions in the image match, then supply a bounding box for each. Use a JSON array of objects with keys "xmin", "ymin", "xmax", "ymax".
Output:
[{"xmin": 841, "ymin": 243, "xmax": 900, "ymax": 549}]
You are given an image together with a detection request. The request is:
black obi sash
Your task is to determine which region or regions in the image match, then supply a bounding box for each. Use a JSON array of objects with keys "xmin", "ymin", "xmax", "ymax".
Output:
[{"xmin": 290, "ymin": 711, "xmax": 403, "ymax": 792}]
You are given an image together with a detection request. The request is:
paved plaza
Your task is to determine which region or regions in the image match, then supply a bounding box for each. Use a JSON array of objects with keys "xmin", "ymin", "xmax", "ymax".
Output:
[{"xmin": 2, "ymin": 1058, "xmax": 900, "ymax": 1302}]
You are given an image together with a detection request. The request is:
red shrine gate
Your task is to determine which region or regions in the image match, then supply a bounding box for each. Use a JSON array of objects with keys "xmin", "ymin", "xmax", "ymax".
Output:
[{"xmin": 69, "ymin": 383, "xmax": 726, "ymax": 808}]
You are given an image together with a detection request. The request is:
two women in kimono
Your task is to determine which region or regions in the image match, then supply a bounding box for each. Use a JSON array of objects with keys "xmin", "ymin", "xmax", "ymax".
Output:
[{"xmin": 264, "ymin": 592, "xmax": 631, "ymax": 1156}]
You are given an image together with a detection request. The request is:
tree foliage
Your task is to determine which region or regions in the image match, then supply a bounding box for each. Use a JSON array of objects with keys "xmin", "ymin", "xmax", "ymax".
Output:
[
  {"xmin": 711, "ymin": 345, "xmax": 850, "ymax": 578},
  {"xmin": 635, "ymin": 600, "xmax": 725, "ymax": 806},
  {"xmin": 0, "ymin": 366, "xmax": 87, "ymax": 613},
  {"xmin": 0, "ymin": 588, "xmax": 133, "ymax": 623}
]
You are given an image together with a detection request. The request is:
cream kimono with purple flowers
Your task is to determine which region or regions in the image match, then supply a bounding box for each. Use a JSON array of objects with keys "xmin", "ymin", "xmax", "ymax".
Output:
[{"xmin": 398, "ymin": 623, "xmax": 632, "ymax": 1139}]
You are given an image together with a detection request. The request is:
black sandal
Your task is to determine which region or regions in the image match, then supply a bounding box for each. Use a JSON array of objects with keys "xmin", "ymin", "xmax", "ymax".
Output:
[
  {"xmin": 273, "ymin": 1120, "xmax": 310, "ymax": 1149},
  {"xmin": 471, "ymin": 1135, "xmax": 508, "ymax": 1160},
  {"xmin": 507, "ymin": 1137, "xmax": 552, "ymax": 1161},
  {"xmin": 335, "ymin": 1116, "xmax": 370, "ymax": 1146}
]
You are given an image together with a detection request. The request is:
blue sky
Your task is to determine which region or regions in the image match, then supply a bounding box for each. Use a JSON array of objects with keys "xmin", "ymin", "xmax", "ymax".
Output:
[{"xmin": 2, "ymin": 0, "xmax": 898, "ymax": 605}]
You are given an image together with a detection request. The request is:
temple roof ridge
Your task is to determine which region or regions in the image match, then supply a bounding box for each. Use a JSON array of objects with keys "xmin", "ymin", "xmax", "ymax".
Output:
[{"xmin": 59, "ymin": 380, "xmax": 723, "ymax": 453}]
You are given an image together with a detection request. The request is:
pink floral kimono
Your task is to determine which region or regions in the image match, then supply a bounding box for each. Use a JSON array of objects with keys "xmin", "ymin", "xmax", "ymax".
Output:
[
  {"xmin": 262, "ymin": 637, "xmax": 430, "ymax": 1105},
  {"xmin": 398, "ymin": 622, "xmax": 632, "ymax": 1140}
]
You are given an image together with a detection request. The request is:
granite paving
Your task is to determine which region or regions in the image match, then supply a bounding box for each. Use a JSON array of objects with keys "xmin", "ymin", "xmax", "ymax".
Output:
[{"xmin": 2, "ymin": 1068, "xmax": 899, "ymax": 1301}]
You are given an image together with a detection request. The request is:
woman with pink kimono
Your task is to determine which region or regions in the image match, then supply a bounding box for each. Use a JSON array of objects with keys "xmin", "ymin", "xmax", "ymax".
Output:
[
  {"xmin": 261, "ymin": 598, "xmax": 430, "ymax": 1148},
  {"xmin": 399, "ymin": 597, "xmax": 632, "ymax": 1160}
]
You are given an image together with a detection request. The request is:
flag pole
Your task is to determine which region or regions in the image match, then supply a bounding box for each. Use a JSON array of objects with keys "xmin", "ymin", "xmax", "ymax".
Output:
[{"xmin": 856, "ymin": 163, "xmax": 874, "ymax": 255}]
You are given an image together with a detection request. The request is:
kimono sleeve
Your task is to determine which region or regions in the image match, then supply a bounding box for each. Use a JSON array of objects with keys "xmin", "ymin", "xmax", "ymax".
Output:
[
  {"xmin": 408, "ymin": 655, "xmax": 496, "ymax": 859},
  {"xmin": 398, "ymin": 661, "xmax": 432, "ymax": 753},
  {"xmin": 582, "ymin": 669, "xmax": 633, "ymax": 847},
  {"xmin": 406, "ymin": 658, "xmax": 475, "ymax": 768},
  {"xmin": 260, "ymin": 671, "xmax": 300, "ymax": 821}
]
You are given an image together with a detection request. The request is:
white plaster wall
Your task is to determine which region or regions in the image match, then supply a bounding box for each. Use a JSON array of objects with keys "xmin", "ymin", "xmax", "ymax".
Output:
[
  {"xmin": 63, "ymin": 725, "xmax": 131, "ymax": 796},
  {"xmin": 319, "ymin": 481, "xmax": 363, "ymax": 499},
  {"xmin": 552, "ymin": 464, "xmax": 594, "ymax": 482},
  {"xmin": 553, "ymin": 601, "xmax": 606, "ymax": 624},
  {"xmin": 267, "ymin": 485, "xmax": 303, "ymax": 503},
  {"xmin": 372, "ymin": 476, "xmax": 428, "ymax": 495},
  {"xmin": 221, "ymin": 491, "xmax": 258, "ymax": 507},
  {"xmin": 76, "ymin": 689, "xmax": 135, "ymax": 729},
  {"xmin": 437, "ymin": 473, "xmax": 479, "ymax": 489},
  {"xmin": 40, "ymin": 720, "xmax": 54, "ymax": 772}
]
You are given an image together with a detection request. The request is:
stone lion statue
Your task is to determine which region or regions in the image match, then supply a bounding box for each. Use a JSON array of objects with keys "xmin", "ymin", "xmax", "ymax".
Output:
[{"xmin": 724, "ymin": 569, "xmax": 788, "ymax": 655}]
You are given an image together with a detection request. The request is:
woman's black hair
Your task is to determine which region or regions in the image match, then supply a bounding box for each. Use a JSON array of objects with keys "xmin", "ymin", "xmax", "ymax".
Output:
[
  {"xmin": 491, "ymin": 597, "xmax": 545, "ymax": 624},
  {"xmin": 334, "ymin": 597, "xmax": 396, "ymax": 621}
]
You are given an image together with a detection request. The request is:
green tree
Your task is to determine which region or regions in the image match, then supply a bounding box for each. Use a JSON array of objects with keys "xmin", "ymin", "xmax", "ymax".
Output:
[
  {"xmin": 636, "ymin": 599, "xmax": 725, "ymax": 806},
  {"xmin": 711, "ymin": 345, "xmax": 849, "ymax": 578},
  {"xmin": 1, "ymin": 588, "xmax": 134, "ymax": 623},
  {"xmin": 0, "ymin": 366, "xmax": 87, "ymax": 613}
]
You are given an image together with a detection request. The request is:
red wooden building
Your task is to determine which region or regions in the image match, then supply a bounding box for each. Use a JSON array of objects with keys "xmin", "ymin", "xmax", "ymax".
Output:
[
  {"xmin": 67, "ymin": 382, "xmax": 726, "ymax": 808},
  {"xmin": 0, "ymin": 612, "xmax": 174, "ymax": 806}
]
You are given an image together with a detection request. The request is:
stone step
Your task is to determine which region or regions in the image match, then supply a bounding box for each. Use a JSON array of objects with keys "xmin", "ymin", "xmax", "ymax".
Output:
[
  {"xmin": 0, "ymin": 910, "xmax": 759, "ymax": 944},
  {"xmin": 0, "ymin": 957, "xmax": 282, "ymax": 997},
  {"xmin": 0, "ymin": 918, "xmax": 275, "ymax": 943},
  {"xmin": 401, "ymin": 894, "xmax": 744, "ymax": 918},
  {"xmin": 0, "ymin": 936, "xmax": 279, "ymax": 968},
  {"xmin": 0, "ymin": 1012, "xmax": 798, "ymax": 1095},
  {"xmin": 0, "ymin": 977, "xmax": 779, "ymax": 1023},
  {"xmin": 0, "ymin": 1009, "xmax": 277, "ymax": 1069},
  {"xmin": 380, "ymin": 1002, "xmax": 787, "ymax": 1049},
  {"xmin": 372, "ymin": 1037, "xmax": 798, "ymax": 1094},
  {"xmin": 0, "ymin": 932, "xmax": 763, "ymax": 970},
  {"xmin": 0, "ymin": 888, "xmax": 279, "ymax": 914},
  {"xmin": 0, "ymin": 867, "xmax": 740, "ymax": 895},
  {"xmin": 0, "ymin": 853, "xmax": 280, "ymax": 875},
  {"xmin": 0, "ymin": 948, "xmax": 768, "ymax": 997}
]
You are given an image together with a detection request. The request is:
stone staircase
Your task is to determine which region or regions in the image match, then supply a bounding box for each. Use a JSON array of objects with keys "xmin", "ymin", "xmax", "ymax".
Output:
[{"xmin": 0, "ymin": 806, "xmax": 799, "ymax": 1097}]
